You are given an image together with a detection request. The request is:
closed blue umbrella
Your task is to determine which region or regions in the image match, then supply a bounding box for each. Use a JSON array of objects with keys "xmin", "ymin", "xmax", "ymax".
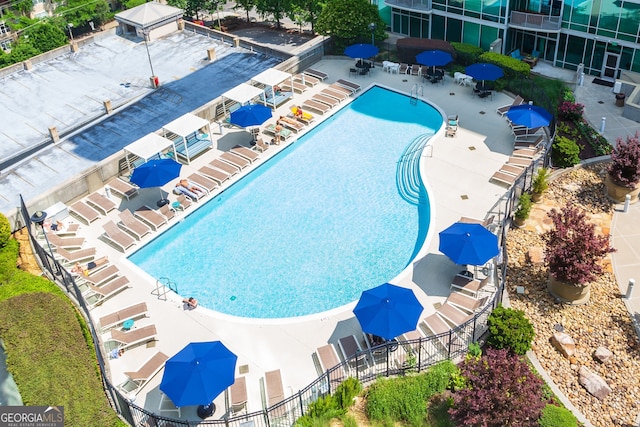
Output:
[
  {"xmin": 464, "ymin": 63, "xmax": 504, "ymax": 84},
  {"xmin": 439, "ymin": 222, "xmax": 499, "ymax": 266},
  {"xmin": 230, "ymin": 104, "xmax": 272, "ymax": 128},
  {"xmin": 505, "ymin": 104, "xmax": 552, "ymax": 128},
  {"xmin": 344, "ymin": 43, "xmax": 379, "ymax": 59},
  {"xmin": 160, "ymin": 341, "xmax": 237, "ymax": 409},
  {"xmin": 353, "ymin": 283, "xmax": 423, "ymax": 341},
  {"xmin": 130, "ymin": 159, "xmax": 182, "ymax": 204}
]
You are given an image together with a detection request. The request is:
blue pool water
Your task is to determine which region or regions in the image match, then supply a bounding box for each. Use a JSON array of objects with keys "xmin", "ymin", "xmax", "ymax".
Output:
[{"xmin": 129, "ymin": 86, "xmax": 442, "ymax": 318}]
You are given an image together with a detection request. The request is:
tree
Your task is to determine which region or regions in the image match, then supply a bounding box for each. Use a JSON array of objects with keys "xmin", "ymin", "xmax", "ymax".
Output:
[
  {"xmin": 315, "ymin": 0, "xmax": 385, "ymax": 51},
  {"xmin": 450, "ymin": 348, "xmax": 546, "ymax": 426},
  {"xmin": 254, "ymin": 0, "xmax": 293, "ymax": 29},
  {"xmin": 543, "ymin": 205, "xmax": 615, "ymax": 285},
  {"xmin": 234, "ymin": 0, "xmax": 256, "ymax": 23},
  {"xmin": 24, "ymin": 23, "xmax": 67, "ymax": 53},
  {"xmin": 8, "ymin": 40, "xmax": 40, "ymax": 63},
  {"xmin": 289, "ymin": 0, "xmax": 323, "ymax": 32},
  {"xmin": 124, "ymin": 0, "xmax": 148, "ymax": 9},
  {"xmin": 55, "ymin": 0, "xmax": 111, "ymax": 28}
]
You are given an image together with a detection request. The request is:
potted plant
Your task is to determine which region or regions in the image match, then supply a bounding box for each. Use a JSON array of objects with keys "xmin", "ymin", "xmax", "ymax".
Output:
[
  {"xmin": 531, "ymin": 167, "xmax": 549, "ymax": 202},
  {"xmin": 606, "ymin": 132, "xmax": 640, "ymax": 203},
  {"xmin": 513, "ymin": 193, "xmax": 532, "ymax": 227},
  {"xmin": 543, "ymin": 205, "xmax": 615, "ymax": 304}
]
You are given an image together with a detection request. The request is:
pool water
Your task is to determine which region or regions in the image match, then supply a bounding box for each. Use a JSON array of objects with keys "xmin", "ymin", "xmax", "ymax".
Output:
[{"xmin": 129, "ymin": 86, "xmax": 442, "ymax": 318}]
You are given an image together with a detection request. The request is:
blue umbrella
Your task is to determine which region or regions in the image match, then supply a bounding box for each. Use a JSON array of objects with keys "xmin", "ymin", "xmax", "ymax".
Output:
[
  {"xmin": 464, "ymin": 63, "xmax": 504, "ymax": 84},
  {"xmin": 353, "ymin": 283, "xmax": 423, "ymax": 341},
  {"xmin": 130, "ymin": 159, "xmax": 182, "ymax": 203},
  {"xmin": 439, "ymin": 222, "xmax": 499, "ymax": 266},
  {"xmin": 160, "ymin": 341, "xmax": 237, "ymax": 408},
  {"xmin": 344, "ymin": 43, "xmax": 379, "ymax": 59},
  {"xmin": 230, "ymin": 104, "xmax": 272, "ymax": 128},
  {"xmin": 505, "ymin": 104, "xmax": 552, "ymax": 128},
  {"xmin": 415, "ymin": 50, "xmax": 453, "ymax": 68}
]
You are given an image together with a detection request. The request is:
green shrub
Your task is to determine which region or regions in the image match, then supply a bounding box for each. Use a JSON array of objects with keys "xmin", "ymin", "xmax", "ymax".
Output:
[
  {"xmin": 296, "ymin": 394, "xmax": 343, "ymax": 426},
  {"xmin": 0, "ymin": 239, "xmax": 19, "ymax": 284},
  {"xmin": 552, "ymin": 135, "xmax": 581, "ymax": 168},
  {"xmin": 0, "ymin": 214, "xmax": 10, "ymax": 248},
  {"xmin": 366, "ymin": 360, "xmax": 457, "ymax": 425},
  {"xmin": 467, "ymin": 342, "xmax": 482, "ymax": 359},
  {"xmin": 333, "ymin": 377, "xmax": 362, "ymax": 410},
  {"xmin": 514, "ymin": 192, "xmax": 532, "ymax": 220},
  {"xmin": 450, "ymin": 42, "xmax": 484, "ymax": 66},
  {"xmin": 562, "ymin": 88, "xmax": 576, "ymax": 103},
  {"xmin": 539, "ymin": 404, "xmax": 579, "ymax": 427},
  {"xmin": 486, "ymin": 305, "xmax": 535, "ymax": 355}
]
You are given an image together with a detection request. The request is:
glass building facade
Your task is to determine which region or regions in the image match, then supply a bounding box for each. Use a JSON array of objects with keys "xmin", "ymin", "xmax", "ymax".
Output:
[{"xmin": 381, "ymin": 0, "xmax": 640, "ymax": 78}]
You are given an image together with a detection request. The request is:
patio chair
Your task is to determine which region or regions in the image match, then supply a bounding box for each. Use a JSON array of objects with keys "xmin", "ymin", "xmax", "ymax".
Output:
[
  {"xmin": 289, "ymin": 106, "xmax": 315, "ymax": 124},
  {"xmin": 69, "ymin": 200, "xmax": 101, "ymax": 224},
  {"xmin": 265, "ymin": 369, "xmax": 285, "ymax": 407},
  {"xmin": 86, "ymin": 192, "xmax": 117, "ymax": 215},
  {"xmin": 281, "ymin": 81, "xmax": 307, "ymax": 94},
  {"xmin": 254, "ymin": 138, "xmax": 269, "ymax": 153},
  {"xmin": 187, "ymin": 173, "xmax": 219, "ymax": 193},
  {"xmin": 496, "ymin": 95, "xmax": 525, "ymax": 116},
  {"xmin": 134, "ymin": 206, "xmax": 167, "ymax": 231},
  {"xmin": 263, "ymin": 124, "xmax": 293, "ymax": 143},
  {"xmin": 98, "ymin": 301, "xmax": 148, "ymax": 331},
  {"xmin": 199, "ymin": 165, "xmax": 231, "ymax": 185},
  {"xmin": 118, "ymin": 209, "xmax": 152, "ymax": 240},
  {"xmin": 104, "ymin": 324, "xmax": 157, "ymax": 351},
  {"xmin": 514, "ymin": 134, "xmax": 544, "ymax": 149},
  {"xmin": 107, "ymin": 177, "xmax": 139, "ymax": 200},
  {"xmin": 210, "ymin": 158, "xmax": 240, "ymax": 176},
  {"xmin": 436, "ymin": 302, "xmax": 474, "ymax": 327},
  {"xmin": 337, "ymin": 335, "xmax": 369, "ymax": 370},
  {"xmin": 302, "ymin": 99, "xmax": 330, "ymax": 115},
  {"xmin": 411, "ymin": 65, "xmax": 421, "ymax": 76},
  {"xmin": 451, "ymin": 275, "xmax": 493, "ymax": 297},
  {"xmin": 174, "ymin": 183, "xmax": 203, "ymax": 201},
  {"xmin": 158, "ymin": 393, "xmax": 181, "ymax": 417},
  {"xmin": 277, "ymin": 116, "xmax": 305, "ymax": 133},
  {"xmin": 220, "ymin": 151, "xmax": 250, "ymax": 169},
  {"xmin": 304, "ymin": 68, "xmax": 328, "ymax": 80},
  {"xmin": 102, "ymin": 220, "xmax": 136, "ymax": 252},
  {"xmin": 398, "ymin": 63, "xmax": 409, "ymax": 74},
  {"xmin": 315, "ymin": 344, "xmax": 341, "ymax": 373},
  {"xmin": 175, "ymin": 194, "xmax": 192, "ymax": 210},
  {"xmin": 121, "ymin": 351, "xmax": 169, "ymax": 395},
  {"xmin": 447, "ymin": 291, "xmax": 490, "ymax": 313},
  {"xmin": 46, "ymin": 233, "xmax": 85, "ymax": 250},
  {"xmin": 158, "ymin": 204, "xmax": 176, "ymax": 221},
  {"xmin": 459, "ymin": 215, "xmax": 495, "ymax": 227},
  {"xmin": 229, "ymin": 376, "xmax": 248, "ymax": 415},
  {"xmin": 231, "ymin": 145, "xmax": 260, "ymax": 162},
  {"xmin": 329, "ymin": 83, "xmax": 354, "ymax": 97},
  {"xmin": 311, "ymin": 94, "xmax": 339, "ymax": 108},
  {"xmin": 78, "ymin": 264, "xmax": 120, "ymax": 287},
  {"xmin": 513, "ymin": 145, "xmax": 542, "ymax": 159},
  {"xmin": 420, "ymin": 313, "xmax": 463, "ymax": 350},
  {"xmin": 83, "ymin": 276, "xmax": 131, "ymax": 308},
  {"xmin": 55, "ymin": 247, "xmax": 96, "ymax": 265},
  {"xmin": 320, "ymin": 88, "xmax": 348, "ymax": 101},
  {"xmin": 293, "ymin": 73, "xmax": 319, "ymax": 87},
  {"xmin": 335, "ymin": 79, "xmax": 361, "ymax": 93},
  {"xmin": 507, "ymin": 156, "xmax": 533, "ymax": 168},
  {"xmin": 490, "ymin": 170, "xmax": 519, "ymax": 187}
]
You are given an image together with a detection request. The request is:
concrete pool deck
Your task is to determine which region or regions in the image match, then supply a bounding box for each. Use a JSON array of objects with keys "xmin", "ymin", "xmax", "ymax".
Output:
[{"xmin": 47, "ymin": 57, "xmax": 528, "ymax": 420}]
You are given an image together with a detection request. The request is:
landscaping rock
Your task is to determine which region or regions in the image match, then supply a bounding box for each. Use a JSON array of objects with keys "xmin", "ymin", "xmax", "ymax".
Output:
[
  {"xmin": 593, "ymin": 347, "xmax": 613, "ymax": 363},
  {"xmin": 579, "ymin": 366, "xmax": 612, "ymax": 400},
  {"xmin": 551, "ymin": 332, "xmax": 576, "ymax": 358}
]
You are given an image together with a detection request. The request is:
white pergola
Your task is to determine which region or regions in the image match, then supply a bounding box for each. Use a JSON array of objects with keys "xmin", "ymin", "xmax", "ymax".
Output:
[
  {"xmin": 251, "ymin": 69, "xmax": 294, "ymax": 109},
  {"xmin": 162, "ymin": 113, "xmax": 212, "ymax": 164},
  {"xmin": 124, "ymin": 132, "xmax": 176, "ymax": 173},
  {"xmin": 221, "ymin": 83, "xmax": 264, "ymax": 115}
]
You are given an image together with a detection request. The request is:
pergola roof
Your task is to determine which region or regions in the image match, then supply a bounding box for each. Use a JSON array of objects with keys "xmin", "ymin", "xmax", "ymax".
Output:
[
  {"xmin": 115, "ymin": 2, "xmax": 183, "ymax": 29},
  {"xmin": 251, "ymin": 69, "xmax": 292, "ymax": 87},
  {"xmin": 221, "ymin": 83, "xmax": 263, "ymax": 104},
  {"xmin": 163, "ymin": 113, "xmax": 209, "ymax": 137},
  {"xmin": 124, "ymin": 133, "xmax": 175, "ymax": 160}
]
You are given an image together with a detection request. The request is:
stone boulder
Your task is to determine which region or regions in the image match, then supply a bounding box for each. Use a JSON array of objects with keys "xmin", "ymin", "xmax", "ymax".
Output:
[
  {"xmin": 579, "ymin": 366, "xmax": 611, "ymax": 400},
  {"xmin": 593, "ymin": 346, "xmax": 613, "ymax": 363},
  {"xmin": 550, "ymin": 332, "xmax": 576, "ymax": 358}
]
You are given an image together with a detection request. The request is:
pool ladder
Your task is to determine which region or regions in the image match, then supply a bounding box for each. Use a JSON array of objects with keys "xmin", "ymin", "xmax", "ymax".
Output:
[
  {"xmin": 410, "ymin": 84, "xmax": 423, "ymax": 104},
  {"xmin": 153, "ymin": 277, "xmax": 178, "ymax": 300}
]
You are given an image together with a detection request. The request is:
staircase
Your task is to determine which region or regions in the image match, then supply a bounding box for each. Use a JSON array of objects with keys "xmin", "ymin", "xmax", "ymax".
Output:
[{"xmin": 396, "ymin": 133, "xmax": 433, "ymax": 205}]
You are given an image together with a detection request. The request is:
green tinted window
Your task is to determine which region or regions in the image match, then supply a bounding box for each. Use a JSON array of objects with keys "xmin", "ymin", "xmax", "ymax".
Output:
[{"xmin": 463, "ymin": 21, "xmax": 480, "ymax": 45}]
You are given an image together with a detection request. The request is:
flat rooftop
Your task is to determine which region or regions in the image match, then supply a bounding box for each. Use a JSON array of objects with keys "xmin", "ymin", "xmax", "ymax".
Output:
[{"xmin": 0, "ymin": 30, "xmax": 280, "ymax": 215}]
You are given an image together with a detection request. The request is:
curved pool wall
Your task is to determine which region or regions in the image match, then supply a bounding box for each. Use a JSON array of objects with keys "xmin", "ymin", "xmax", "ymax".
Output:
[{"xmin": 129, "ymin": 86, "xmax": 443, "ymax": 318}]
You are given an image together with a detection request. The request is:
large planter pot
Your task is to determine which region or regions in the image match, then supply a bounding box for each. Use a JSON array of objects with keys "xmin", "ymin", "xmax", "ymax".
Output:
[
  {"xmin": 547, "ymin": 276, "xmax": 591, "ymax": 305},
  {"xmin": 513, "ymin": 217, "xmax": 526, "ymax": 227},
  {"xmin": 531, "ymin": 192, "xmax": 544, "ymax": 203},
  {"xmin": 605, "ymin": 174, "xmax": 640, "ymax": 204}
]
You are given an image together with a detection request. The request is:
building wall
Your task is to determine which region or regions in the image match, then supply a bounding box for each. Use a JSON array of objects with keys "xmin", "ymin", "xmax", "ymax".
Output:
[{"xmin": 385, "ymin": 0, "xmax": 640, "ymax": 77}]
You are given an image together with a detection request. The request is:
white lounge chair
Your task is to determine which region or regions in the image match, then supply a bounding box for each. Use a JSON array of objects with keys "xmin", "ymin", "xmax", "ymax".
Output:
[
  {"xmin": 102, "ymin": 220, "xmax": 136, "ymax": 252},
  {"xmin": 107, "ymin": 178, "xmax": 139, "ymax": 200},
  {"xmin": 134, "ymin": 206, "xmax": 167, "ymax": 231},
  {"xmin": 229, "ymin": 376, "xmax": 248, "ymax": 415},
  {"xmin": 103, "ymin": 324, "xmax": 157, "ymax": 351},
  {"xmin": 231, "ymin": 145, "xmax": 259, "ymax": 163},
  {"xmin": 265, "ymin": 369, "xmax": 285, "ymax": 407},
  {"xmin": 120, "ymin": 351, "xmax": 169, "ymax": 395},
  {"xmin": 118, "ymin": 209, "xmax": 152, "ymax": 240},
  {"xmin": 83, "ymin": 276, "xmax": 130, "ymax": 308},
  {"xmin": 86, "ymin": 192, "xmax": 117, "ymax": 215},
  {"xmin": 98, "ymin": 301, "xmax": 148, "ymax": 331},
  {"xmin": 69, "ymin": 200, "xmax": 101, "ymax": 224}
]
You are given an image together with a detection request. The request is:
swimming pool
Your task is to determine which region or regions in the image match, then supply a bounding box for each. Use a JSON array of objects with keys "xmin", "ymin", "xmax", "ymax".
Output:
[{"xmin": 129, "ymin": 86, "xmax": 442, "ymax": 318}]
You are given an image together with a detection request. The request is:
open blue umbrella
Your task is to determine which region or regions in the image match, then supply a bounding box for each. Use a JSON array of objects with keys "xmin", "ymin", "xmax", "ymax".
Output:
[
  {"xmin": 130, "ymin": 159, "xmax": 182, "ymax": 204},
  {"xmin": 415, "ymin": 50, "xmax": 453, "ymax": 69},
  {"xmin": 505, "ymin": 104, "xmax": 552, "ymax": 128},
  {"xmin": 230, "ymin": 104, "xmax": 272, "ymax": 128},
  {"xmin": 160, "ymin": 341, "xmax": 237, "ymax": 409},
  {"xmin": 464, "ymin": 63, "xmax": 504, "ymax": 84},
  {"xmin": 353, "ymin": 283, "xmax": 423, "ymax": 341},
  {"xmin": 344, "ymin": 43, "xmax": 379, "ymax": 59},
  {"xmin": 439, "ymin": 222, "xmax": 499, "ymax": 266}
]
